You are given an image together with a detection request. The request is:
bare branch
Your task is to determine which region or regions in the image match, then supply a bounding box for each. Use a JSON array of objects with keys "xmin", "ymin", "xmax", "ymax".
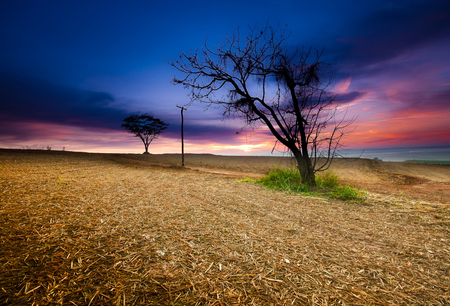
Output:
[{"xmin": 169, "ymin": 24, "xmax": 354, "ymax": 186}]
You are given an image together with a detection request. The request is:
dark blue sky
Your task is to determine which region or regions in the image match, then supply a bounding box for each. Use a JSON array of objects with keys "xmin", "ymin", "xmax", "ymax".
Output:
[{"xmin": 1, "ymin": 0, "xmax": 449, "ymax": 154}]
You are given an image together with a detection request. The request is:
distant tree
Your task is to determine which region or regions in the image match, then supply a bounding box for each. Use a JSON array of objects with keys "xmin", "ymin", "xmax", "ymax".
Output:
[
  {"xmin": 169, "ymin": 24, "xmax": 353, "ymax": 186},
  {"xmin": 122, "ymin": 114, "xmax": 169, "ymax": 154}
]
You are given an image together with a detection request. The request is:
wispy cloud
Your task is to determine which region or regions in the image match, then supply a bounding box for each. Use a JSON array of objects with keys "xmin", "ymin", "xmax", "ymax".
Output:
[{"xmin": 1, "ymin": 1, "xmax": 449, "ymax": 152}]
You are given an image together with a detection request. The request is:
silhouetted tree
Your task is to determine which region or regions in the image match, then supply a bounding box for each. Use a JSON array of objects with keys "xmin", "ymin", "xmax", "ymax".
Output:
[
  {"xmin": 122, "ymin": 114, "xmax": 169, "ymax": 154},
  {"xmin": 169, "ymin": 24, "xmax": 353, "ymax": 186}
]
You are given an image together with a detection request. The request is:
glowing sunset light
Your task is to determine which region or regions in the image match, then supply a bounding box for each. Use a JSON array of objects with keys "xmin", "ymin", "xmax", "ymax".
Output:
[
  {"xmin": 335, "ymin": 77, "xmax": 352, "ymax": 93},
  {"xmin": 0, "ymin": 1, "xmax": 449, "ymax": 155},
  {"xmin": 211, "ymin": 143, "xmax": 269, "ymax": 152}
]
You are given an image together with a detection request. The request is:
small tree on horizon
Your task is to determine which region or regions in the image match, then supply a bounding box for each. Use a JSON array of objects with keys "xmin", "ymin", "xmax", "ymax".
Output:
[
  {"xmin": 169, "ymin": 24, "xmax": 354, "ymax": 186},
  {"xmin": 122, "ymin": 114, "xmax": 169, "ymax": 154}
]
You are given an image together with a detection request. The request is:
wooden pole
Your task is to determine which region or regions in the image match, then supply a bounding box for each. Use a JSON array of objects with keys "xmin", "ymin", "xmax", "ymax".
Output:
[{"xmin": 176, "ymin": 105, "xmax": 187, "ymax": 166}]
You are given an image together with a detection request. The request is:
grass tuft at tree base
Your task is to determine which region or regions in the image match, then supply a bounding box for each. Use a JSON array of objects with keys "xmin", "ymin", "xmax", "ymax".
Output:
[
  {"xmin": 240, "ymin": 168, "xmax": 367, "ymax": 202},
  {"xmin": 315, "ymin": 171, "xmax": 340, "ymax": 188},
  {"xmin": 328, "ymin": 185, "xmax": 368, "ymax": 202},
  {"xmin": 256, "ymin": 168, "xmax": 309, "ymax": 193}
]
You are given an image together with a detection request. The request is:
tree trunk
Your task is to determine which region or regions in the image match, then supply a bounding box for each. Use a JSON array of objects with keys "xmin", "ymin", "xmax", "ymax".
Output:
[{"xmin": 294, "ymin": 153, "xmax": 316, "ymax": 187}]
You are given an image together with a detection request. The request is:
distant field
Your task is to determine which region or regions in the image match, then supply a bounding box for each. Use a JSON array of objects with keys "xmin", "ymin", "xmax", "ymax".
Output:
[
  {"xmin": 1, "ymin": 149, "xmax": 449, "ymax": 305},
  {"xmin": 405, "ymin": 159, "xmax": 450, "ymax": 165}
]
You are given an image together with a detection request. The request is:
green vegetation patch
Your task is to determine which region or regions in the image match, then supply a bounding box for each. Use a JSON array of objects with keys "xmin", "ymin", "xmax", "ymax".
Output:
[
  {"xmin": 328, "ymin": 185, "xmax": 367, "ymax": 202},
  {"xmin": 240, "ymin": 168, "xmax": 367, "ymax": 202},
  {"xmin": 256, "ymin": 168, "xmax": 309, "ymax": 193}
]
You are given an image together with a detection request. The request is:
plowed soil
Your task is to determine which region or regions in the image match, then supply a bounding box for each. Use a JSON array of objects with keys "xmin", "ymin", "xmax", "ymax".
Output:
[
  {"xmin": 129, "ymin": 152, "xmax": 450, "ymax": 204},
  {"xmin": 1, "ymin": 149, "xmax": 449, "ymax": 305}
]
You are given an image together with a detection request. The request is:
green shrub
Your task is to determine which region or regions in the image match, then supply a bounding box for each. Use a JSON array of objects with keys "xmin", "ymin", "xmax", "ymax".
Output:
[
  {"xmin": 240, "ymin": 167, "xmax": 367, "ymax": 203},
  {"xmin": 316, "ymin": 171, "xmax": 339, "ymax": 188},
  {"xmin": 329, "ymin": 185, "xmax": 367, "ymax": 202},
  {"xmin": 256, "ymin": 168, "xmax": 309, "ymax": 193}
]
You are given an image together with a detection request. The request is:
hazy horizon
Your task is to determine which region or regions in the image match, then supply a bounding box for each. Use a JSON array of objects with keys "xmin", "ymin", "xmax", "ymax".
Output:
[{"xmin": 2, "ymin": 145, "xmax": 449, "ymax": 163}]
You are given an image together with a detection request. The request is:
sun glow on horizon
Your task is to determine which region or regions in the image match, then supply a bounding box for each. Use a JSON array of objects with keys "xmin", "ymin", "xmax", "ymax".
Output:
[{"xmin": 210, "ymin": 143, "xmax": 269, "ymax": 152}]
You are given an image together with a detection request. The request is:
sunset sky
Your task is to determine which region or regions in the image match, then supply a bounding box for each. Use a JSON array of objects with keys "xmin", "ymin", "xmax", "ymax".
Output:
[{"xmin": 1, "ymin": 0, "xmax": 449, "ymax": 155}]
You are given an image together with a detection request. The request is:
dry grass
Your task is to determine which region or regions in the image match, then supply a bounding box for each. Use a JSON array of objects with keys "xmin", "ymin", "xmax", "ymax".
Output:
[{"xmin": 1, "ymin": 149, "xmax": 449, "ymax": 305}]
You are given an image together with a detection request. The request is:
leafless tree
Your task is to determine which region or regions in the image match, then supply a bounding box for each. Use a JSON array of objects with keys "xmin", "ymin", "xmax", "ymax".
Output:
[{"xmin": 169, "ymin": 24, "xmax": 353, "ymax": 186}]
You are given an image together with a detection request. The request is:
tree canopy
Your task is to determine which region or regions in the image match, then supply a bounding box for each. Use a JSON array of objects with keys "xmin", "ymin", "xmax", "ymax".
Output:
[{"xmin": 122, "ymin": 114, "xmax": 169, "ymax": 154}]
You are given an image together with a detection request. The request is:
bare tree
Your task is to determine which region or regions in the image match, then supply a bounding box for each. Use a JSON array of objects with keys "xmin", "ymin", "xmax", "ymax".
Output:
[
  {"xmin": 122, "ymin": 114, "xmax": 169, "ymax": 154},
  {"xmin": 169, "ymin": 25, "xmax": 353, "ymax": 186}
]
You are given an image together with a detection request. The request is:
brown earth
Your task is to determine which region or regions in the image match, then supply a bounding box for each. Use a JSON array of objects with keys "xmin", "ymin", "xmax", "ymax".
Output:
[
  {"xmin": 126, "ymin": 152, "xmax": 450, "ymax": 205},
  {"xmin": 1, "ymin": 149, "xmax": 449, "ymax": 305}
]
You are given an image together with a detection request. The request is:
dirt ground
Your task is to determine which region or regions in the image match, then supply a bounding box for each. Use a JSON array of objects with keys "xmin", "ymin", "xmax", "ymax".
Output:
[
  {"xmin": 125, "ymin": 152, "xmax": 450, "ymax": 205},
  {"xmin": 1, "ymin": 149, "xmax": 449, "ymax": 305}
]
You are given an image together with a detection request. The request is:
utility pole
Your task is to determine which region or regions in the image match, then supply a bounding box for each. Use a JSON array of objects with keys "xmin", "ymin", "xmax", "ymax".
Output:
[{"xmin": 176, "ymin": 105, "xmax": 187, "ymax": 166}]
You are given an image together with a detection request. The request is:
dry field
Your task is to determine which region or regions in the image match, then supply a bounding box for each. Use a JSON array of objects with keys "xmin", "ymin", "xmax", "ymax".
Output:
[{"xmin": 1, "ymin": 149, "xmax": 449, "ymax": 305}]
